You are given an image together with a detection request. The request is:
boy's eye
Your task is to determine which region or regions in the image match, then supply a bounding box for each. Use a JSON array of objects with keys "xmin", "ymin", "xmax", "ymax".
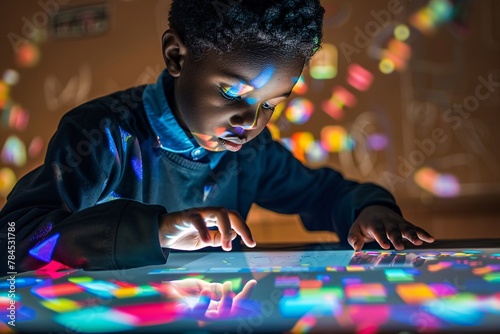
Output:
[
  {"xmin": 220, "ymin": 87, "xmax": 242, "ymax": 101},
  {"xmin": 261, "ymin": 102, "xmax": 276, "ymax": 111}
]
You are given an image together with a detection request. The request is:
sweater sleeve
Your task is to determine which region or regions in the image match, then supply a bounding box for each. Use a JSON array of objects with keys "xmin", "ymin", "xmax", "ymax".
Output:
[
  {"xmin": 252, "ymin": 129, "xmax": 402, "ymax": 243},
  {"xmin": 0, "ymin": 104, "xmax": 167, "ymax": 275}
]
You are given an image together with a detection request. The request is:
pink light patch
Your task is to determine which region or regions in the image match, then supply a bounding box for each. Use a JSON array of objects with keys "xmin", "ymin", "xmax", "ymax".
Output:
[
  {"xmin": 28, "ymin": 136, "xmax": 44, "ymax": 159},
  {"xmin": 347, "ymin": 64, "xmax": 374, "ymax": 91},
  {"xmin": 322, "ymin": 86, "xmax": 357, "ymax": 120},
  {"xmin": 114, "ymin": 302, "xmax": 181, "ymax": 326},
  {"xmin": 33, "ymin": 282, "xmax": 84, "ymax": 298},
  {"xmin": 429, "ymin": 283, "xmax": 457, "ymax": 297}
]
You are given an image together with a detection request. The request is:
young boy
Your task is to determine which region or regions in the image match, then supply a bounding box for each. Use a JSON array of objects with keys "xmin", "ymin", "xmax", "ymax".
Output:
[{"xmin": 0, "ymin": 0, "xmax": 434, "ymax": 274}]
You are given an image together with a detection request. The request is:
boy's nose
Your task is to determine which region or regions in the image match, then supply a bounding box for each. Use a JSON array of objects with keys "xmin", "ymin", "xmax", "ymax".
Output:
[{"xmin": 229, "ymin": 109, "xmax": 259, "ymax": 130}]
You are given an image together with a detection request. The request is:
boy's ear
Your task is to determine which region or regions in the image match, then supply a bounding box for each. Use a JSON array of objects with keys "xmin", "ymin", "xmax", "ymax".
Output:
[{"xmin": 162, "ymin": 29, "xmax": 187, "ymax": 77}]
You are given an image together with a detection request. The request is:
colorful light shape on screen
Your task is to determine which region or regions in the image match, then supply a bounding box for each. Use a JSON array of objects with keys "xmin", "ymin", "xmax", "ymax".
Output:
[
  {"xmin": 280, "ymin": 287, "xmax": 343, "ymax": 317},
  {"xmin": 305, "ymin": 140, "xmax": 328, "ymax": 164},
  {"xmin": 321, "ymin": 126, "xmax": 354, "ymax": 153},
  {"xmin": 0, "ymin": 167, "xmax": 17, "ymax": 197},
  {"xmin": 285, "ymin": 98, "xmax": 314, "ymax": 125},
  {"xmin": 345, "ymin": 283, "xmax": 387, "ymax": 302},
  {"xmin": 1, "ymin": 135, "xmax": 27, "ymax": 167},
  {"xmin": 41, "ymin": 298, "xmax": 80, "ymax": 313},
  {"xmin": 414, "ymin": 167, "xmax": 460, "ymax": 197},
  {"xmin": 309, "ymin": 43, "xmax": 338, "ymax": 79},
  {"xmin": 346, "ymin": 305, "xmax": 390, "ymax": 331},
  {"xmin": 384, "ymin": 269, "xmax": 416, "ymax": 282},
  {"xmin": 33, "ymin": 282, "xmax": 84, "ymax": 299},
  {"xmin": 54, "ymin": 306, "xmax": 135, "ymax": 333},
  {"xmin": 322, "ymin": 86, "xmax": 357, "ymax": 120},
  {"xmin": 424, "ymin": 294, "xmax": 484, "ymax": 326},
  {"xmin": 76, "ymin": 281, "xmax": 120, "ymax": 299},
  {"xmin": 29, "ymin": 233, "xmax": 60, "ymax": 263},
  {"xmin": 114, "ymin": 302, "xmax": 181, "ymax": 326},
  {"xmin": 346, "ymin": 64, "xmax": 374, "ymax": 91},
  {"xmin": 396, "ymin": 283, "xmax": 436, "ymax": 304},
  {"xmin": 292, "ymin": 75, "xmax": 308, "ymax": 95},
  {"xmin": 290, "ymin": 315, "xmax": 317, "ymax": 334},
  {"xmin": 16, "ymin": 42, "xmax": 41, "ymax": 68}
]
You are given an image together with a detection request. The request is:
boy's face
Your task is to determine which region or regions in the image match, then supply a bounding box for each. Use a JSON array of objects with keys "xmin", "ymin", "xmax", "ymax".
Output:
[{"xmin": 168, "ymin": 46, "xmax": 304, "ymax": 152}]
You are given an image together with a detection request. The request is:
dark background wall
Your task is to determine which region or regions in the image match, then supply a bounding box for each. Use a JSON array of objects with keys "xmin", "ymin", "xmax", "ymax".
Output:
[{"xmin": 1, "ymin": 0, "xmax": 499, "ymax": 243}]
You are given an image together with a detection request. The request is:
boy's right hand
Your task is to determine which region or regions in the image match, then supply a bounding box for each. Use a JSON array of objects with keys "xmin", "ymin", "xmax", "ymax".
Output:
[{"xmin": 158, "ymin": 207, "xmax": 256, "ymax": 251}]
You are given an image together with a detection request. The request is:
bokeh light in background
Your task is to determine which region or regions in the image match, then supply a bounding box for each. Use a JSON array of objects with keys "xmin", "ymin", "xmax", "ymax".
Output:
[
  {"xmin": 2, "ymin": 69, "xmax": 20, "ymax": 86},
  {"xmin": 414, "ymin": 167, "xmax": 461, "ymax": 198},
  {"xmin": 367, "ymin": 133, "xmax": 389, "ymax": 151},
  {"xmin": 16, "ymin": 41, "xmax": 41, "ymax": 68},
  {"xmin": 28, "ymin": 136, "xmax": 44, "ymax": 159},
  {"xmin": 322, "ymin": 86, "xmax": 357, "ymax": 120},
  {"xmin": 305, "ymin": 140, "xmax": 329, "ymax": 164},
  {"xmin": 410, "ymin": 0, "xmax": 454, "ymax": 35},
  {"xmin": 0, "ymin": 167, "xmax": 17, "ymax": 197},
  {"xmin": 0, "ymin": 0, "xmax": 486, "ymax": 206},
  {"xmin": 1, "ymin": 135, "xmax": 27, "ymax": 167},
  {"xmin": 394, "ymin": 24, "xmax": 411, "ymax": 42},
  {"xmin": 2, "ymin": 104, "xmax": 30, "ymax": 130},
  {"xmin": 285, "ymin": 98, "xmax": 314, "ymax": 125},
  {"xmin": 309, "ymin": 43, "xmax": 338, "ymax": 80},
  {"xmin": 346, "ymin": 64, "xmax": 374, "ymax": 91},
  {"xmin": 321, "ymin": 126, "xmax": 354, "ymax": 153}
]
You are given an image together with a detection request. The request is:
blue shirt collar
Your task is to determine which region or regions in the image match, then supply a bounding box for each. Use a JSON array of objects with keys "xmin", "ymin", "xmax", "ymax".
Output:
[
  {"xmin": 142, "ymin": 70, "xmax": 227, "ymax": 168},
  {"xmin": 143, "ymin": 70, "xmax": 195, "ymax": 154}
]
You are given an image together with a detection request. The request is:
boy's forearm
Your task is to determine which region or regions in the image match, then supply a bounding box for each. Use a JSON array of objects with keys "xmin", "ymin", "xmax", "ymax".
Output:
[{"xmin": 1, "ymin": 199, "xmax": 168, "ymax": 274}]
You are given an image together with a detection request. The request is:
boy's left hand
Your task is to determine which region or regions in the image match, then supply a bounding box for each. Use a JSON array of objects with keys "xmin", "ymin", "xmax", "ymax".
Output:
[{"xmin": 347, "ymin": 205, "xmax": 435, "ymax": 251}]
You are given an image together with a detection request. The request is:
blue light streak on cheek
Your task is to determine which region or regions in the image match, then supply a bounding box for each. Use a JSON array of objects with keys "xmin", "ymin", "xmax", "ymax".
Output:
[
  {"xmin": 250, "ymin": 65, "xmax": 275, "ymax": 89},
  {"xmin": 244, "ymin": 97, "xmax": 258, "ymax": 105}
]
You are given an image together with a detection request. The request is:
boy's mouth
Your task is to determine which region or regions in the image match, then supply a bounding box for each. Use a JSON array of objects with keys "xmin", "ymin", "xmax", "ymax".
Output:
[{"xmin": 218, "ymin": 137, "xmax": 245, "ymax": 152}]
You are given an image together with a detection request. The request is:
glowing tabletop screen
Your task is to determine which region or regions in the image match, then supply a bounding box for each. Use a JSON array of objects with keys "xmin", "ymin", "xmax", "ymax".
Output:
[{"xmin": 2, "ymin": 247, "xmax": 500, "ymax": 333}]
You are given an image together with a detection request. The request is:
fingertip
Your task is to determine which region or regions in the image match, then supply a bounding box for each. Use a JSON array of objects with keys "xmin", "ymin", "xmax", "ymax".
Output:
[{"xmin": 350, "ymin": 237, "xmax": 363, "ymax": 251}]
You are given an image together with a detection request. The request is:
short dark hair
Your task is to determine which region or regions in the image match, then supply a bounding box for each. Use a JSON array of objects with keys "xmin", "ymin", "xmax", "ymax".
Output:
[{"xmin": 168, "ymin": 0, "xmax": 324, "ymax": 62}]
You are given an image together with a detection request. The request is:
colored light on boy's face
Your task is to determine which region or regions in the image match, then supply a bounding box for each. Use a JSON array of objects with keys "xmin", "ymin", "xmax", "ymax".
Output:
[{"xmin": 171, "ymin": 50, "xmax": 302, "ymax": 153}]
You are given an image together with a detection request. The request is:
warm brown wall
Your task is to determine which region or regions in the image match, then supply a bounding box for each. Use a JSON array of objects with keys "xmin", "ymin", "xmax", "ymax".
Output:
[{"xmin": 1, "ymin": 1, "xmax": 499, "ymax": 242}]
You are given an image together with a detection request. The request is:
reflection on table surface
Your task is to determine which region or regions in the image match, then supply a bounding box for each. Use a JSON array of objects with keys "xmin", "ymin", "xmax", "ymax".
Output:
[{"xmin": 2, "ymin": 247, "xmax": 500, "ymax": 333}]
